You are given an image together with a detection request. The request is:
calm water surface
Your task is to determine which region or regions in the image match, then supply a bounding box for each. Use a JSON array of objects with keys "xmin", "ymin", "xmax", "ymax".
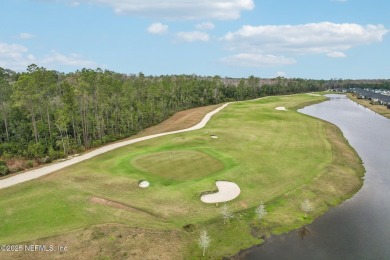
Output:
[{"xmin": 236, "ymin": 94, "xmax": 390, "ymax": 260}]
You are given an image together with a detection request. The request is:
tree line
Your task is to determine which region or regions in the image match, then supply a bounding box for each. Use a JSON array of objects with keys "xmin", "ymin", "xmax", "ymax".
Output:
[
  {"xmin": 0, "ymin": 65, "xmax": 327, "ymax": 175},
  {"xmin": 325, "ymin": 79, "xmax": 390, "ymax": 90}
]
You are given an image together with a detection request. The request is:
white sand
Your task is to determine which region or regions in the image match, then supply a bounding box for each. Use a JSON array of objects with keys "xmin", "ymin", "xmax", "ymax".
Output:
[
  {"xmin": 0, "ymin": 103, "xmax": 231, "ymax": 190},
  {"xmin": 307, "ymin": 93, "xmax": 321, "ymax": 96},
  {"xmin": 275, "ymin": 106, "xmax": 287, "ymax": 111},
  {"xmin": 210, "ymin": 135, "xmax": 218, "ymax": 139},
  {"xmin": 138, "ymin": 180, "xmax": 150, "ymax": 188},
  {"xmin": 200, "ymin": 181, "xmax": 241, "ymax": 203}
]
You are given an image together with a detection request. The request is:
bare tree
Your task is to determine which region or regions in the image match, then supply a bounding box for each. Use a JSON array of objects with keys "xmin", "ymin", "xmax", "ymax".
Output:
[
  {"xmin": 298, "ymin": 226, "xmax": 310, "ymax": 240},
  {"xmin": 221, "ymin": 203, "xmax": 234, "ymax": 224},
  {"xmin": 255, "ymin": 202, "xmax": 267, "ymax": 223},
  {"xmin": 198, "ymin": 230, "xmax": 210, "ymax": 257},
  {"xmin": 301, "ymin": 199, "xmax": 314, "ymax": 218}
]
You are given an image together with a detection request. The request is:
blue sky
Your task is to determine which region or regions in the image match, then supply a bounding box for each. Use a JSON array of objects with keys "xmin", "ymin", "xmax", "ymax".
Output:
[{"xmin": 0, "ymin": 0, "xmax": 389, "ymax": 79}]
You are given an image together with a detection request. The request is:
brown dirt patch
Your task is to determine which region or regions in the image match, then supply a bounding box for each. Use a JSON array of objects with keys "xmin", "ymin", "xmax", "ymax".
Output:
[
  {"xmin": 0, "ymin": 224, "xmax": 187, "ymax": 260},
  {"xmin": 134, "ymin": 104, "xmax": 222, "ymax": 138},
  {"xmin": 90, "ymin": 196, "xmax": 164, "ymax": 220},
  {"xmin": 239, "ymin": 201, "xmax": 248, "ymax": 209}
]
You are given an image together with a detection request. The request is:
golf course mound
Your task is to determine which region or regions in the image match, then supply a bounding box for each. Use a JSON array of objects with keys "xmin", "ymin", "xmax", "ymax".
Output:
[{"xmin": 131, "ymin": 150, "xmax": 224, "ymax": 181}]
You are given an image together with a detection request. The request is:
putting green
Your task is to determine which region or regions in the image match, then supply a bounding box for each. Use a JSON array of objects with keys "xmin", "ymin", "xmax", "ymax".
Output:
[{"xmin": 131, "ymin": 150, "xmax": 224, "ymax": 181}]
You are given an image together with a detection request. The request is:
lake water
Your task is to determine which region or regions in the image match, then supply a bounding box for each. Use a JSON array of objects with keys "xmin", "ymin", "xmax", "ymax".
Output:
[{"xmin": 235, "ymin": 94, "xmax": 390, "ymax": 260}]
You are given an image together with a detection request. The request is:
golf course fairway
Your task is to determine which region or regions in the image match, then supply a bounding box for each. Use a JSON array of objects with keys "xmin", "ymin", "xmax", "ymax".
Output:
[{"xmin": 0, "ymin": 94, "xmax": 364, "ymax": 259}]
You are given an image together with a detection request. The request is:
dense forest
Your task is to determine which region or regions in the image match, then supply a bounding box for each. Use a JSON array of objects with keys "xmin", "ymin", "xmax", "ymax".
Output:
[
  {"xmin": 325, "ymin": 79, "xmax": 390, "ymax": 90},
  {"xmin": 0, "ymin": 65, "xmax": 329, "ymax": 175}
]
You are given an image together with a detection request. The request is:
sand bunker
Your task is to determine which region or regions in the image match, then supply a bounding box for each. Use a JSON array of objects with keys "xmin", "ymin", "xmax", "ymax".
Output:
[
  {"xmin": 201, "ymin": 181, "xmax": 240, "ymax": 203},
  {"xmin": 307, "ymin": 93, "xmax": 321, "ymax": 96},
  {"xmin": 210, "ymin": 135, "xmax": 218, "ymax": 139},
  {"xmin": 138, "ymin": 180, "xmax": 150, "ymax": 188},
  {"xmin": 275, "ymin": 107, "xmax": 287, "ymax": 111}
]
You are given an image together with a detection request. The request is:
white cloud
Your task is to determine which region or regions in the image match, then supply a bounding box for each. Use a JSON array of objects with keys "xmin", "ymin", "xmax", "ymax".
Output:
[
  {"xmin": 195, "ymin": 22, "xmax": 215, "ymax": 30},
  {"xmin": 0, "ymin": 42, "xmax": 97, "ymax": 71},
  {"xmin": 0, "ymin": 42, "xmax": 31, "ymax": 70},
  {"xmin": 19, "ymin": 33, "xmax": 36, "ymax": 39},
  {"xmin": 327, "ymin": 51, "xmax": 347, "ymax": 58},
  {"xmin": 70, "ymin": 1, "xmax": 80, "ymax": 7},
  {"xmin": 222, "ymin": 22, "xmax": 389, "ymax": 56},
  {"xmin": 147, "ymin": 22, "xmax": 168, "ymax": 35},
  {"xmin": 176, "ymin": 31, "xmax": 210, "ymax": 42},
  {"xmin": 220, "ymin": 22, "xmax": 388, "ymax": 67},
  {"xmin": 41, "ymin": 50, "xmax": 97, "ymax": 68},
  {"xmin": 221, "ymin": 53, "xmax": 296, "ymax": 67},
  {"xmin": 222, "ymin": 22, "xmax": 389, "ymax": 54},
  {"xmin": 276, "ymin": 71, "xmax": 286, "ymax": 77},
  {"xmin": 65, "ymin": 0, "xmax": 254, "ymax": 20}
]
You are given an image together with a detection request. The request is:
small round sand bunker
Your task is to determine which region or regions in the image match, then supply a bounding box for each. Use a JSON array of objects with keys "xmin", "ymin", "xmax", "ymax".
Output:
[
  {"xmin": 210, "ymin": 135, "xmax": 218, "ymax": 139},
  {"xmin": 275, "ymin": 107, "xmax": 287, "ymax": 111},
  {"xmin": 138, "ymin": 180, "xmax": 150, "ymax": 188}
]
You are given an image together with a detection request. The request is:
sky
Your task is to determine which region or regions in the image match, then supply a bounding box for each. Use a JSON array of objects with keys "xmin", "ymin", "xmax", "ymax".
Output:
[{"xmin": 0, "ymin": 0, "xmax": 389, "ymax": 79}]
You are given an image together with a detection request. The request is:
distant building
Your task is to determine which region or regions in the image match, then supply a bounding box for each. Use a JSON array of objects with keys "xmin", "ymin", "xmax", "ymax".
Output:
[{"xmin": 351, "ymin": 88, "xmax": 390, "ymax": 106}]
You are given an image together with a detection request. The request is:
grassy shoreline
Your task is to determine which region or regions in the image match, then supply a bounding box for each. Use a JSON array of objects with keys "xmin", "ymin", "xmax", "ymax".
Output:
[
  {"xmin": 347, "ymin": 93, "xmax": 390, "ymax": 119},
  {"xmin": 0, "ymin": 94, "xmax": 364, "ymax": 259}
]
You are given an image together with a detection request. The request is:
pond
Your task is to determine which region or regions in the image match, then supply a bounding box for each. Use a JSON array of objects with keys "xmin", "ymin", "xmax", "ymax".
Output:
[{"xmin": 235, "ymin": 94, "xmax": 390, "ymax": 259}]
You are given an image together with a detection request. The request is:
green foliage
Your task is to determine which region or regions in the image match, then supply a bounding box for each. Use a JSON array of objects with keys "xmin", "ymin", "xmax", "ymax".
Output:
[
  {"xmin": 48, "ymin": 147, "xmax": 64, "ymax": 161},
  {"xmin": 1, "ymin": 65, "xmax": 331, "ymax": 169},
  {"xmin": 26, "ymin": 143, "xmax": 46, "ymax": 159},
  {"xmin": 26, "ymin": 160, "xmax": 34, "ymax": 168},
  {"xmin": 0, "ymin": 159, "xmax": 8, "ymax": 175},
  {"xmin": 0, "ymin": 165, "xmax": 9, "ymax": 176}
]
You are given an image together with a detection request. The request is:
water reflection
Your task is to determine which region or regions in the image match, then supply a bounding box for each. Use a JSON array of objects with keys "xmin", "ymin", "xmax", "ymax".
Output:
[{"xmin": 236, "ymin": 94, "xmax": 390, "ymax": 260}]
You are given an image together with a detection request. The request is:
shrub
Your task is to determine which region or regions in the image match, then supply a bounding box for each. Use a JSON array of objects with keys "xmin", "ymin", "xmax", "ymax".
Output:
[
  {"xmin": 183, "ymin": 224, "xmax": 196, "ymax": 232},
  {"xmin": 0, "ymin": 165, "xmax": 9, "ymax": 176},
  {"xmin": 26, "ymin": 160, "xmax": 34, "ymax": 168},
  {"xmin": 27, "ymin": 143, "xmax": 46, "ymax": 159},
  {"xmin": 48, "ymin": 147, "xmax": 64, "ymax": 161},
  {"xmin": 41, "ymin": 156, "xmax": 52, "ymax": 164}
]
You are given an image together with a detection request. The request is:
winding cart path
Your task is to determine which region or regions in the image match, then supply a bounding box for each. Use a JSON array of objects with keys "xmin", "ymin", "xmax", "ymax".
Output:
[{"xmin": 0, "ymin": 103, "xmax": 230, "ymax": 190}]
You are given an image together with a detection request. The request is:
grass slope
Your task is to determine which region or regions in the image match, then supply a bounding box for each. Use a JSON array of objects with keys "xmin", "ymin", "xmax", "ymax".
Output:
[{"xmin": 0, "ymin": 94, "xmax": 364, "ymax": 259}]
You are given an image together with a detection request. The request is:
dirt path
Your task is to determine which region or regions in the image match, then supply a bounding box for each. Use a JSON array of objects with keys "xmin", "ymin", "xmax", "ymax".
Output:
[{"xmin": 0, "ymin": 103, "xmax": 230, "ymax": 190}]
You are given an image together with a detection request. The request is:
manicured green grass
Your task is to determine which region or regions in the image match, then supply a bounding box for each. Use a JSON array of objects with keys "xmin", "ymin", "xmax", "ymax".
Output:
[
  {"xmin": 0, "ymin": 94, "xmax": 364, "ymax": 259},
  {"xmin": 131, "ymin": 150, "xmax": 225, "ymax": 181}
]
